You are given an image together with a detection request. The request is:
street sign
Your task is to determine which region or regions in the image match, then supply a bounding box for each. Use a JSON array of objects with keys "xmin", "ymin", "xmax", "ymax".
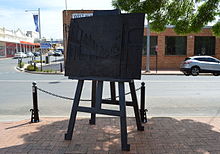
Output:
[
  {"xmin": 40, "ymin": 43, "xmax": 51, "ymax": 49},
  {"xmin": 155, "ymin": 45, "xmax": 158, "ymax": 52},
  {"xmin": 72, "ymin": 13, "xmax": 93, "ymax": 19}
]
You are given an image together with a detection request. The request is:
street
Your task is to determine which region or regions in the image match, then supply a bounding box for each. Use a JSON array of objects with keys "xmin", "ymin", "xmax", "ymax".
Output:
[{"xmin": 1, "ymin": 58, "xmax": 220, "ymax": 121}]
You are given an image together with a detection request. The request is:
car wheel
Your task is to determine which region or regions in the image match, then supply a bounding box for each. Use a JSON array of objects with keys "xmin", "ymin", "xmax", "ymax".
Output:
[
  {"xmin": 184, "ymin": 72, "xmax": 190, "ymax": 76},
  {"xmin": 191, "ymin": 67, "xmax": 200, "ymax": 76},
  {"xmin": 213, "ymin": 73, "xmax": 219, "ymax": 76}
]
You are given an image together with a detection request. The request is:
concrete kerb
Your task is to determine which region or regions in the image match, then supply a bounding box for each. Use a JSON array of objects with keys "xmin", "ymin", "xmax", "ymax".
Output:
[
  {"xmin": 17, "ymin": 68, "xmax": 214, "ymax": 76},
  {"xmin": 15, "ymin": 63, "xmax": 213, "ymax": 76},
  {"xmin": 142, "ymin": 70, "xmax": 183, "ymax": 75},
  {"xmin": 15, "ymin": 63, "xmax": 64, "ymax": 75}
]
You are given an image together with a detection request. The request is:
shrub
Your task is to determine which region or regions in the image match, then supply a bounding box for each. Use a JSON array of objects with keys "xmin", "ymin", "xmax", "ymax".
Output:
[
  {"xmin": 43, "ymin": 69, "xmax": 53, "ymax": 73},
  {"xmin": 34, "ymin": 60, "xmax": 45, "ymax": 63},
  {"xmin": 17, "ymin": 62, "xmax": 25, "ymax": 68},
  {"xmin": 26, "ymin": 64, "xmax": 38, "ymax": 71}
]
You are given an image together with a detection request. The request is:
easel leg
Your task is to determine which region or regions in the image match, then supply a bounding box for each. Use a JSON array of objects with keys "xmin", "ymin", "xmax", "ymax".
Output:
[
  {"xmin": 65, "ymin": 80, "xmax": 84, "ymax": 140},
  {"xmin": 110, "ymin": 82, "xmax": 116, "ymax": 101},
  {"xmin": 118, "ymin": 82, "xmax": 130, "ymax": 151},
  {"xmin": 129, "ymin": 81, "xmax": 144, "ymax": 131},
  {"xmin": 95, "ymin": 81, "xmax": 103, "ymax": 110},
  {"xmin": 90, "ymin": 80, "xmax": 97, "ymax": 125}
]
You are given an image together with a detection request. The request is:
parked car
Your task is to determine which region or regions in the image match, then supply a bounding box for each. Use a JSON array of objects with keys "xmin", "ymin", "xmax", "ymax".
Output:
[
  {"xmin": 47, "ymin": 51, "xmax": 54, "ymax": 56},
  {"xmin": 56, "ymin": 48, "xmax": 64, "ymax": 54},
  {"xmin": 14, "ymin": 52, "xmax": 27, "ymax": 58},
  {"xmin": 33, "ymin": 52, "xmax": 41, "ymax": 57},
  {"xmin": 53, "ymin": 50, "xmax": 62, "ymax": 56},
  {"xmin": 180, "ymin": 56, "xmax": 220, "ymax": 76},
  {"xmin": 26, "ymin": 51, "xmax": 34, "ymax": 57}
]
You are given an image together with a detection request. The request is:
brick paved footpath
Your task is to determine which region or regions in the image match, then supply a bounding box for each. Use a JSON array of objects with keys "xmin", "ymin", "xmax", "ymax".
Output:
[{"xmin": 0, "ymin": 117, "xmax": 220, "ymax": 154}]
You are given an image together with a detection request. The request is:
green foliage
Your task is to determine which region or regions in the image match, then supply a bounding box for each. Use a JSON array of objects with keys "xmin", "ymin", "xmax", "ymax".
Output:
[
  {"xmin": 26, "ymin": 65, "xmax": 38, "ymax": 71},
  {"xmin": 212, "ymin": 22, "xmax": 220, "ymax": 37},
  {"xmin": 112, "ymin": 0, "xmax": 220, "ymax": 36},
  {"xmin": 34, "ymin": 60, "xmax": 45, "ymax": 63},
  {"xmin": 42, "ymin": 69, "xmax": 53, "ymax": 73},
  {"xmin": 112, "ymin": 0, "xmax": 140, "ymax": 13},
  {"xmin": 190, "ymin": 0, "xmax": 219, "ymax": 33}
]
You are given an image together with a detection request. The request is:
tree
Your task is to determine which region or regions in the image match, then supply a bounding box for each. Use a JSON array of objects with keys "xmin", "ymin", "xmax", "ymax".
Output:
[{"xmin": 112, "ymin": 0, "xmax": 220, "ymax": 36}]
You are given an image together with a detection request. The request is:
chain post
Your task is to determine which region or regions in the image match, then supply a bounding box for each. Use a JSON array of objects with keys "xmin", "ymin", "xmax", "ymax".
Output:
[
  {"xmin": 140, "ymin": 82, "xmax": 147, "ymax": 123},
  {"xmin": 34, "ymin": 62, "xmax": 36, "ymax": 71},
  {"xmin": 60, "ymin": 63, "xmax": 63, "ymax": 72},
  {"xmin": 31, "ymin": 82, "xmax": 40, "ymax": 123}
]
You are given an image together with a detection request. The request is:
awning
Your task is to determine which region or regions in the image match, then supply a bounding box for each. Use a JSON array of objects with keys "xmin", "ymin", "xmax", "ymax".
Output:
[{"xmin": 20, "ymin": 41, "xmax": 40, "ymax": 46}]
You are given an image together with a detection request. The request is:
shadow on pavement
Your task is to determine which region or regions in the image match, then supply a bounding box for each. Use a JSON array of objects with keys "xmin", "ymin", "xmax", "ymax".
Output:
[{"xmin": 1, "ymin": 117, "xmax": 220, "ymax": 153}]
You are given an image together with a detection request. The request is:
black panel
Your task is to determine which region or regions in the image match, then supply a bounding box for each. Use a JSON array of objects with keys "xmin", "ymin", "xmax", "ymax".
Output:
[
  {"xmin": 93, "ymin": 9, "xmax": 121, "ymax": 16},
  {"xmin": 65, "ymin": 12, "xmax": 144, "ymax": 80}
]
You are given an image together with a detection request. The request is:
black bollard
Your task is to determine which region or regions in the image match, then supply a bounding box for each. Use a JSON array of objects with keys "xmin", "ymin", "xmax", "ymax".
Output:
[
  {"xmin": 31, "ymin": 82, "xmax": 40, "ymax": 123},
  {"xmin": 60, "ymin": 63, "xmax": 63, "ymax": 72},
  {"xmin": 18, "ymin": 58, "xmax": 22, "ymax": 68},
  {"xmin": 140, "ymin": 82, "xmax": 147, "ymax": 123}
]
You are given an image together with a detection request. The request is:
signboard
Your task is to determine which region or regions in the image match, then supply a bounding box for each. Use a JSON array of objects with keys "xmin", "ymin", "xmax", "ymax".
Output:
[
  {"xmin": 72, "ymin": 13, "xmax": 93, "ymax": 19},
  {"xmin": 40, "ymin": 43, "xmax": 51, "ymax": 49},
  {"xmin": 65, "ymin": 13, "xmax": 145, "ymax": 80}
]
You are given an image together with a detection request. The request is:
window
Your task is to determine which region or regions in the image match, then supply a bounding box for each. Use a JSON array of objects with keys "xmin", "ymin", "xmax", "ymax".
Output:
[
  {"xmin": 0, "ymin": 46, "xmax": 5, "ymax": 57},
  {"xmin": 165, "ymin": 36, "xmax": 187, "ymax": 55},
  {"xmin": 206, "ymin": 58, "xmax": 218, "ymax": 63},
  {"xmin": 195, "ymin": 57, "xmax": 219, "ymax": 63},
  {"xmin": 142, "ymin": 36, "xmax": 158, "ymax": 55},
  {"xmin": 194, "ymin": 36, "xmax": 215, "ymax": 56}
]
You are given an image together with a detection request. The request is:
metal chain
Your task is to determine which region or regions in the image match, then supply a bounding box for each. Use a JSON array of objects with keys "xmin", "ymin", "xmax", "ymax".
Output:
[
  {"xmin": 105, "ymin": 87, "xmax": 141, "ymax": 100},
  {"xmin": 37, "ymin": 87, "xmax": 74, "ymax": 100},
  {"xmin": 37, "ymin": 86, "xmax": 141, "ymax": 102}
]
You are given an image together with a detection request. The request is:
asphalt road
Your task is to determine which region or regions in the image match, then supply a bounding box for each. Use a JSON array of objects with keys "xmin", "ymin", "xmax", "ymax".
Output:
[{"xmin": 1, "ymin": 57, "xmax": 220, "ymax": 122}]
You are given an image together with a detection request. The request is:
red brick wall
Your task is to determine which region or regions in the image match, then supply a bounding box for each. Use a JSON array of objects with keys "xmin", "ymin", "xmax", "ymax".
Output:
[{"xmin": 142, "ymin": 27, "xmax": 220, "ymax": 70}]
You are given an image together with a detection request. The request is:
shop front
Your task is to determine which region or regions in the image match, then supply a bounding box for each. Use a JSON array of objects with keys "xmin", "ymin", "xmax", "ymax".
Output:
[
  {"xmin": 0, "ymin": 42, "xmax": 6, "ymax": 57},
  {"xmin": 6, "ymin": 42, "xmax": 16, "ymax": 57}
]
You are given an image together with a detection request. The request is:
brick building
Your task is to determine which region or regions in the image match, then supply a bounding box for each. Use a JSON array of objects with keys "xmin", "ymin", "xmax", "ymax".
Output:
[
  {"xmin": 143, "ymin": 26, "xmax": 220, "ymax": 70},
  {"xmin": 63, "ymin": 10, "xmax": 220, "ymax": 70}
]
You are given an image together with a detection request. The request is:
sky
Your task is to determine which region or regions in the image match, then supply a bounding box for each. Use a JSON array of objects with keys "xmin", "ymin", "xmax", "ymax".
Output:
[{"xmin": 0, "ymin": 0, "xmax": 114, "ymax": 40}]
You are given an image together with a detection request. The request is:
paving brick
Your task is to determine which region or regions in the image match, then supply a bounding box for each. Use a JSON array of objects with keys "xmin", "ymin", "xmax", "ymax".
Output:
[{"xmin": 1, "ymin": 117, "xmax": 220, "ymax": 153}]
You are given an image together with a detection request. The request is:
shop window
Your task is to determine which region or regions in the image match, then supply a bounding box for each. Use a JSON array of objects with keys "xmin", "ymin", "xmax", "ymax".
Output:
[
  {"xmin": 142, "ymin": 36, "xmax": 158, "ymax": 55},
  {"xmin": 194, "ymin": 36, "xmax": 215, "ymax": 56},
  {"xmin": 165, "ymin": 36, "xmax": 187, "ymax": 55},
  {"xmin": 0, "ymin": 46, "xmax": 5, "ymax": 57}
]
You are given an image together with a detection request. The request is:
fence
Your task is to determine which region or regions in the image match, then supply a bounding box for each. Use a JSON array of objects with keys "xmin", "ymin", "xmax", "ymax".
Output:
[{"xmin": 31, "ymin": 81, "xmax": 147, "ymax": 123}]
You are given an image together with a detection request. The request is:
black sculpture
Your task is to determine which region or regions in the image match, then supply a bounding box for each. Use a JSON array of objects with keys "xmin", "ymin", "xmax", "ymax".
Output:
[
  {"xmin": 65, "ymin": 12, "xmax": 144, "ymax": 80},
  {"xmin": 65, "ymin": 11, "xmax": 145, "ymax": 151}
]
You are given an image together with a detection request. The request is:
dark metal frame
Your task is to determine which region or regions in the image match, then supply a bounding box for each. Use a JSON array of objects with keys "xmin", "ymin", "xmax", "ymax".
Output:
[{"xmin": 65, "ymin": 79, "xmax": 144, "ymax": 151}]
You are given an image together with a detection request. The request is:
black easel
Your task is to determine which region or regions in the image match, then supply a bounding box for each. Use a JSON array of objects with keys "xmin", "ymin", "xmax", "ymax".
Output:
[{"xmin": 65, "ymin": 79, "xmax": 144, "ymax": 151}]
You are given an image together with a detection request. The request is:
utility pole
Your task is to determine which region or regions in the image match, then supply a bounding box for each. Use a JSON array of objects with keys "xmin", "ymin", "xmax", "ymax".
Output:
[
  {"xmin": 146, "ymin": 20, "xmax": 150, "ymax": 72},
  {"xmin": 25, "ymin": 8, "xmax": 42, "ymax": 71}
]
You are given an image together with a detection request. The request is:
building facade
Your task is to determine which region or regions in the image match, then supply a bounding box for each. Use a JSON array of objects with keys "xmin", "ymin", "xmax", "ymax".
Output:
[
  {"xmin": 142, "ymin": 27, "xmax": 220, "ymax": 70},
  {"xmin": 0, "ymin": 27, "xmax": 39, "ymax": 58}
]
